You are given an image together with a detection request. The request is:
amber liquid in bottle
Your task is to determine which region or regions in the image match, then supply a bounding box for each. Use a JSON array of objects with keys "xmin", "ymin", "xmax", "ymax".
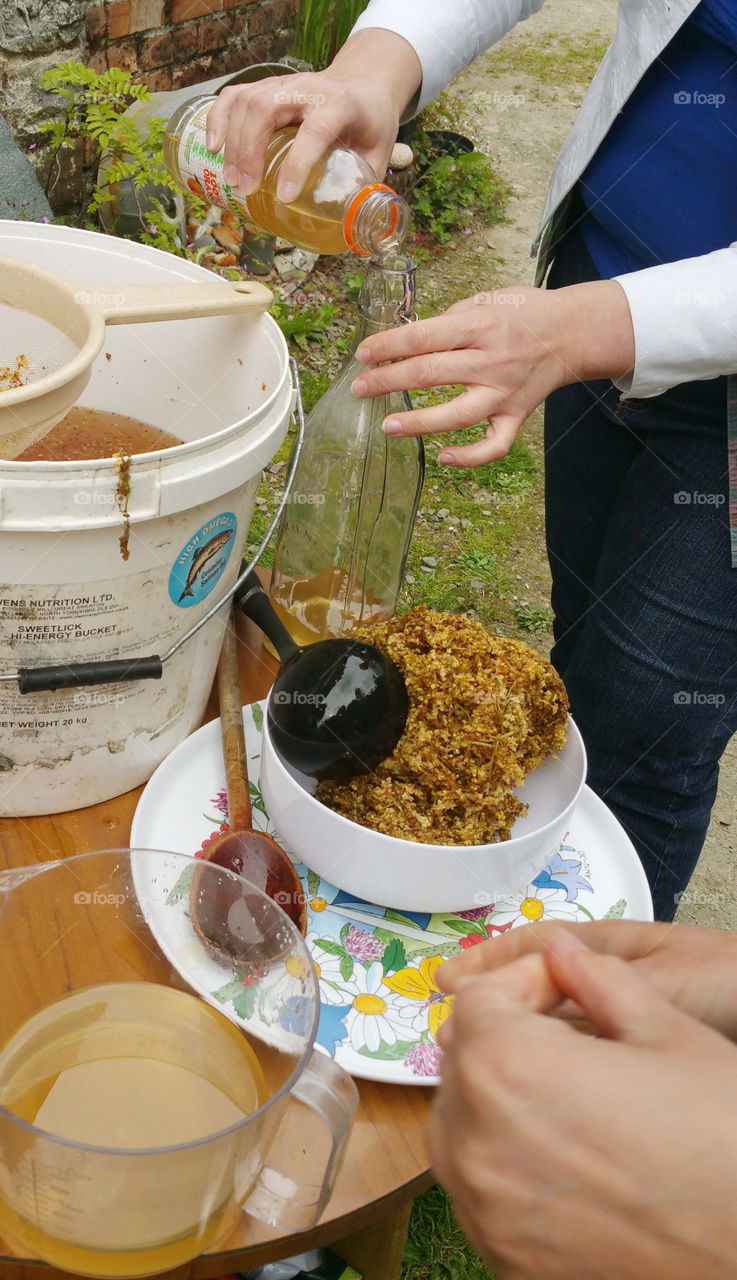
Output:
[{"xmin": 164, "ymin": 99, "xmax": 408, "ymax": 256}]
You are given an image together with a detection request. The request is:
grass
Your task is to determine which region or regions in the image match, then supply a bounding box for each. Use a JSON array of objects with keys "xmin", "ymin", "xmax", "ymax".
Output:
[
  {"xmin": 484, "ymin": 32, "xmax": 610, "ymax": 88},
  {"xmin": 402, "ymin": 1185, "xmax": 494, "ymax": 1280}
]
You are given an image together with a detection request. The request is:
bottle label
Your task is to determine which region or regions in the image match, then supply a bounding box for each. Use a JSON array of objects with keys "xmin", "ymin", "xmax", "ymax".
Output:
[{"xmin": 176, "ymin": 101, "xmax": 252, "ymax": 221}]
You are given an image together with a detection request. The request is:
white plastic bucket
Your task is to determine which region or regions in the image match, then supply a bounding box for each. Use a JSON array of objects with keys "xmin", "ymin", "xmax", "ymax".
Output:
[{"xmin": 0, "ymin": 221, "xmax": 292, "ymax": 816}]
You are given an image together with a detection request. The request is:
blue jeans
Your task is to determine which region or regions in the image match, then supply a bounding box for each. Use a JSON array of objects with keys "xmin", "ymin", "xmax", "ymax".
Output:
[{"xmin": 545, "ymin": 230, "xmax": 737, "ymax": 921}]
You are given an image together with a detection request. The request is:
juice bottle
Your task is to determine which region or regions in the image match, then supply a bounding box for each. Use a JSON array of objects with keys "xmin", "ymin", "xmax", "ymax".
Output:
[{"xmin": 164, "ymin": 94, "xmax": 410, "ymax": 256}]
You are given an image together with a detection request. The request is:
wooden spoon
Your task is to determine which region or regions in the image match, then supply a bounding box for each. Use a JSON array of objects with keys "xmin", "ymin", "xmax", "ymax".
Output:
[{"xmin": 190, "ymin": 611, "xmax": 307, "ymax": 962}]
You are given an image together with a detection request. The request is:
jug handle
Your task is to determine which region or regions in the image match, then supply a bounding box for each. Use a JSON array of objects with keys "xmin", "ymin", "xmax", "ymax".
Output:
[{"xmin": 244, "ymin": 1048, "xmax": 359, "ymax": 1231}]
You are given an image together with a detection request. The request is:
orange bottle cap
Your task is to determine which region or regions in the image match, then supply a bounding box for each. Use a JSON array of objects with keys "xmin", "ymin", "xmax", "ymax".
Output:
[{"xmin": 344, "ymin": 184, "xmax": 400, "ymax": 255}]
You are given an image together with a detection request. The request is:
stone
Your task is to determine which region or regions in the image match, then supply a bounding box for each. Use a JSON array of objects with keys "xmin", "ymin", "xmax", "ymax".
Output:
[
  {"xmin": 437, "ymin": 507, "xmax": 450, "ymax": 518},
  {"xmin": 0, "ymin": 1, "xmax": 85, "ymax": 55},
  {"xmin": 1, "ymin": 45, "xmax": 86, "ymax": 140},
  {"xmin": 0, "ymin": 113, "xmax": 53, "ymax": 220},
  {"xmin": 389, "ymin": 142, "xmax": 414, "ymax": 171},
  {"xmin": 420, "ymin": 555, "xmax": 438, "ymax": 569}
]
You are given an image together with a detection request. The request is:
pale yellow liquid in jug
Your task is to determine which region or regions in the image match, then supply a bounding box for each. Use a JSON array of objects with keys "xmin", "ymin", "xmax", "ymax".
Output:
[{"xmin": 0, "ymin": 982, "xmax": 266, "ymax": 1277}]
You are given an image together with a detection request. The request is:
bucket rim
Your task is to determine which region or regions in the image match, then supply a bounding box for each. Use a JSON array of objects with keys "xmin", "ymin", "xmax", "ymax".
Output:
[{"xmin": 0, "ymin": 312, "xmax": 290, "ymax": 472}]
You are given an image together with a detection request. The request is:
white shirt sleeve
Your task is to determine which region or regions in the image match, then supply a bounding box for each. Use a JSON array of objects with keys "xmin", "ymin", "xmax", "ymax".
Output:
[
  {"xmin": 350, "ymin": 0, "xmax": 546, "ymax": 113},
  {"xmin": 613, "ymin": 247, "xmax": 737, "ymax": 397}
]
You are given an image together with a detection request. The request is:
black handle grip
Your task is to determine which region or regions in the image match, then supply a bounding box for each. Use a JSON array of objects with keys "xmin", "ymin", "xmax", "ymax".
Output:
[
  {"xmin": 233, "ymin": 569, "xmax": 300, "ymax": 664},
  {"xmin": 18, "ymin": 656, "xmax": 163, "ymax": 694}
]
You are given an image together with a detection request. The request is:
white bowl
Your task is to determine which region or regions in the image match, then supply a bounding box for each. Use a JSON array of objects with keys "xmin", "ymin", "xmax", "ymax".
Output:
[{"xmin": 260, "ymin": 717, "xmax": 587, "ymax": 913}]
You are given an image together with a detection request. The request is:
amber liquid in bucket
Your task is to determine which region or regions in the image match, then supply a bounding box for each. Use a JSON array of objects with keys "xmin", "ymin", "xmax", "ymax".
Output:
[
  {"xmin": 0, "ymin": 983, "xmax": 266, "ymax": 1276},
  {"xmin": 15, "ymin": 407, "xmax": 184, "ymax": 462}
]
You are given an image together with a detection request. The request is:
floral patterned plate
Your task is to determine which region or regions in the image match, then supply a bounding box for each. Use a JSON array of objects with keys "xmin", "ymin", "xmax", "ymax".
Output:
[{"xmin": 131, "ymin": 701, "xmax": 653, "ymax": 1086}]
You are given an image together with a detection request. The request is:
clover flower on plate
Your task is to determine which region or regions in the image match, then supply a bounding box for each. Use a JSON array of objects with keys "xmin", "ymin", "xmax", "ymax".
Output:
[
  {"xmin": 490, "ymin": 884, "xmax": 581, "ymax": 929},
  {"xmin": 343, "ymin": 961, "xmax": 420, "ymax": 1054},
  {"xmin": 404, "ymin": 1041, "xmax": 443, "ymax": 1078}
]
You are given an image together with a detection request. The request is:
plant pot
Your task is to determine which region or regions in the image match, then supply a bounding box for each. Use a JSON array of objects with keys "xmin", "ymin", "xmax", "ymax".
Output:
[{"xmin": 421, "ymin": 129, "xmax": 475, "ymax": 161}]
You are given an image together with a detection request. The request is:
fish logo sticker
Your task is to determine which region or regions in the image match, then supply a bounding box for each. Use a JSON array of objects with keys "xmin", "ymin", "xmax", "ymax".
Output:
[{"xmin": 169, "ymin": 513, "xmax": 237, "ymax": 608}]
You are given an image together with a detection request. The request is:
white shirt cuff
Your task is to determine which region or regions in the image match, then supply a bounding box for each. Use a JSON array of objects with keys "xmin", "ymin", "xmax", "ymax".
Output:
[{"xmin": 613, "ymin": 246, "xmax": 737, "ymax": 398}]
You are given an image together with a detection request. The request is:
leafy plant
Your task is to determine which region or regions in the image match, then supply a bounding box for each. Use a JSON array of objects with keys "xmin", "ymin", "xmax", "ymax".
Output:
[
  {"xmin": 514, "ymin": 604, "xmax": 552, "ymax": 634},
  {"xmin": 409, "ymin": 146, "xmax": 510, "ymax": 244},
  {"xmin": 456, "ymin": 550, "xmax": 497, "ymax": 578},
  {"xmin": 290, "ymin": 0, "xmax": 371, "ymax": 69},
  {"xmin": 270, "ymin": 298, "xmax": 338, "ymax": 349},
  {"xmin": 37, "ymin": 60, "xmax": 198, "ymax": 252}
]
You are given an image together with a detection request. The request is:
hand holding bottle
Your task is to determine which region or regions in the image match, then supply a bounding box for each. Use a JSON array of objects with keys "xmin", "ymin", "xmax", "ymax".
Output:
[
  {"xmin": 352, "ymin": 281, "xmax": 636, "ymax": 467},
  {"xmin": 205, "ymin": 29, "xmax": 422, "ymax": 203}
]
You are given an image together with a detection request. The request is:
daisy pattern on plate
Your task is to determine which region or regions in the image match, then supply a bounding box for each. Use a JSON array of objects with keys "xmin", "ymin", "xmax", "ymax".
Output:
[
  {"xmin": 343, "ymin": 961, "xmax": 420, "ymax": 1054},
  {"xmin": 307, "ymin": 932, "xmax": 352, "ymax": 1006},
  {"xmin": 490, "ymin": 884, "xmax": 581, "ymax": 929}
]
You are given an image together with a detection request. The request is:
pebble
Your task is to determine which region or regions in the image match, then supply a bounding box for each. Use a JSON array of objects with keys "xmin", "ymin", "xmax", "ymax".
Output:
[
  {"xmin": 420, "ymin": 555, "xmax": 438, "ymax": 570},
  {"xmin": 460, "ymin": 518, "xmax": 472, "ymax": 529},
  {"xmin": 405, "ymin": 573, "xmax": 415, "ymax": 585},
  {"xmin": 470, "ymin": 578, "xmax": 486, "ymax": 591},
  {"xmin": 437, "ymin": 508, "xmax": 450, "ymax": 518},
  {"xmin": 719, "ymin": 818, "xmax": 733, "ymax": 827},
  {"xmin": 390, "ymin": 142, "xmax": 415, "ymax": 170}
]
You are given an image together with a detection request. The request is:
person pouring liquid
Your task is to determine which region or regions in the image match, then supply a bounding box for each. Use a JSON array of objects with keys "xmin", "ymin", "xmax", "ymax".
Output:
[
  {"xmin": 206, "ymin": 11, "xmax": 737, "ymax": 1274},
  {"xmin": 206, "ymin": 0, "xmax": 737, "ymax": 929}
]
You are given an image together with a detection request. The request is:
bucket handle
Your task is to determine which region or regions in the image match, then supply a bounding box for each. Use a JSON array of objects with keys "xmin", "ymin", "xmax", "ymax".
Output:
[{"xmin": 4, "ymin": 358, "xmax": 306, "ymax": 696}]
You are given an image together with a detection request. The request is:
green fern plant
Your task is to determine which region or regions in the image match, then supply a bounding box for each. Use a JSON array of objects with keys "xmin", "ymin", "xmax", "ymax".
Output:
[{"xmin": 38, "ymin": 61, "xmax": 200, "ymax": 253}]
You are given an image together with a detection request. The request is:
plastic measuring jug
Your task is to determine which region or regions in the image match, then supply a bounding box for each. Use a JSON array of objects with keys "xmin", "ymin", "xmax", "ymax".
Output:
[{"xmin": 0, "ymin": 849, "xmax": 357, "ymax": 1278}]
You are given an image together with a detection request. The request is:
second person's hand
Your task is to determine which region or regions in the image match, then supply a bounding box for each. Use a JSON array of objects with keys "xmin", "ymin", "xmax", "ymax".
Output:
[
  {"xmin": 352, "ymin": 280, "xmax": 635, "ymax": 467},
  {"xmin": 437, "ymin": 919, "xmax": 737, "ymax": 1041}
]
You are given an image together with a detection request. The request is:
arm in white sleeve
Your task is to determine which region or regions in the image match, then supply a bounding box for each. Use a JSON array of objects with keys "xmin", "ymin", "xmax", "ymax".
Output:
[
  {"xmin": 350, "ymin": 0, "xmax": 546, "ymax": 113},
  {"xmin": 614, "ymin": 246, "xmax": 737, "ymax": 398}
]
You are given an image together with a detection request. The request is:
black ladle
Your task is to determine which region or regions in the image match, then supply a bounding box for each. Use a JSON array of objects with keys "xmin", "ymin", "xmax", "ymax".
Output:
[{"xmin": 233, "ymin": 570, "xmax": 408, "ymax": 780}]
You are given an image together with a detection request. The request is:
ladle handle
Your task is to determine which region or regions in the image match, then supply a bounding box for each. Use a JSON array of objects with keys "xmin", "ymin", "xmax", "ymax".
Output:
[
  {"xmin": 234, "ymin": 570, "xmax": 300, "ymax": 665},
  {"xmin": 88, "ymin": 280, "xmax": 273, "ymax": 324},
  {"xmin": 217, "ymin": 612, "xmax": 252, "ymax": 831}
]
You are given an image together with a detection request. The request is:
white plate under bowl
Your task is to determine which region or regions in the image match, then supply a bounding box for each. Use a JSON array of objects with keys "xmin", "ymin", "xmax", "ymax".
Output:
[{"xmin": 131, "ymin": 701, "xmax": 653, "ymax": 1087}]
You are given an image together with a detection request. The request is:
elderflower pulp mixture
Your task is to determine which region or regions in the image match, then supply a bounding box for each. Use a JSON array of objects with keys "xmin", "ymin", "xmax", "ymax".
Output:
[{"xmin": 315, "ymin": 606, "xmax": 569, "ymax": 845}]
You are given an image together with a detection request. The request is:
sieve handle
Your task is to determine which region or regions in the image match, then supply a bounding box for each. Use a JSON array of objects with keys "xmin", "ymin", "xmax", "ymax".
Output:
[
  {"xmin": 17, "ymin": 657, "xmax": 163, "ymax": 694},
  {"xmin": 84, "ymin": 280, "xmax": 273, "ymax": 325}
]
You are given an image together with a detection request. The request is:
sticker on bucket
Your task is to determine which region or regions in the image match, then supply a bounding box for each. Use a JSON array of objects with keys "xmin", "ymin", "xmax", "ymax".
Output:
[{"xmin": 169, "ymin": 513, "xmax": 238, "ymax": 607}]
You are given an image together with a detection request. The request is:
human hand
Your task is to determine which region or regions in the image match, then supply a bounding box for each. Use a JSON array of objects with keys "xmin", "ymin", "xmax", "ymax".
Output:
[
  {"xmin": 351, "ymin": 280, "xmax": 635, "ymax": 466},
  {"xmin": 205, "ymin": 30, "xmax": 421, "ymax": 203},
  {"xmin": 438, "ymin": 919, "xmax": 737, "ymax": 1040},
  {"xmin": 428, "ymin": 933, "xmax": 737, "ymax": 1280}
]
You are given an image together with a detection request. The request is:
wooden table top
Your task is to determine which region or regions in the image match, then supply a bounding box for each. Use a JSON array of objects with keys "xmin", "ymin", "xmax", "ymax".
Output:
[{"xmin": 0, "ymin": 608, "xmax": 434, "ymax": 1279}]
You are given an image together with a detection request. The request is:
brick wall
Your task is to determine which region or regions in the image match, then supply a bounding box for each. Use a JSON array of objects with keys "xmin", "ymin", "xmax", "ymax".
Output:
[{"xmin": 0, "ymin": 0, "xmax": 297, "ymax": 204}]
